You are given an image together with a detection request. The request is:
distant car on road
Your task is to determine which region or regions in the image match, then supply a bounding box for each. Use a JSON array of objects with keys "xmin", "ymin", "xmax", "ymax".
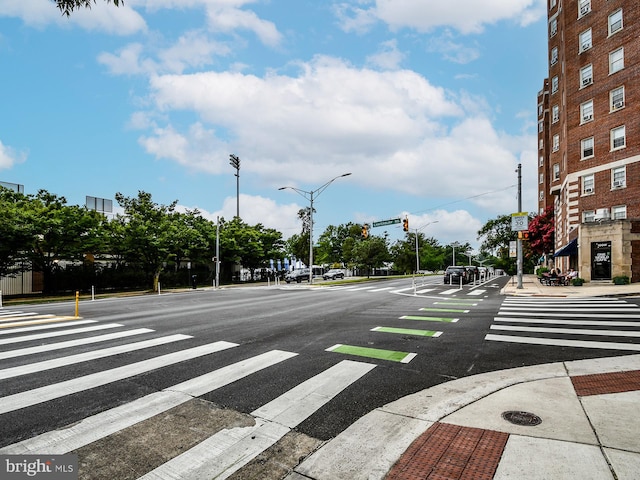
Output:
[
  {"xmin": 444, "ymin": 266, "xmax": 469, "ymax": 284},
  {"xmin": 285, "ymin": 268, "xmax": 310, "ymax": 283},
  {"xmin": 322, "ymin": 269, "xmax": 345, "ymax": 280}
]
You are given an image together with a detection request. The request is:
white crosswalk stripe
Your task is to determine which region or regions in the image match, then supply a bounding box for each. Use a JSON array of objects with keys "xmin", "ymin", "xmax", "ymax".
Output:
[
  {"xmin": 486, "ymin": 297, "xmax": 640, "ymax": 351},
  {"xmin": 0, "ymin": 309, "xmax": 377, "ymax": 479},
  {"xmin": 139, "ymin": 360, "xmax": 375, "ymax": 480},
  {"xmin": 0, "ymin": 341, "xmax": 238, "ymax": 415}
]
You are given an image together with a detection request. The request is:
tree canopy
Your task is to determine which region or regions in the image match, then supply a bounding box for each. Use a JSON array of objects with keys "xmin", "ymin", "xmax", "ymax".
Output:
[{"xmin": 55, "ymin": 0, "xmax": 122, "ymax": 16}]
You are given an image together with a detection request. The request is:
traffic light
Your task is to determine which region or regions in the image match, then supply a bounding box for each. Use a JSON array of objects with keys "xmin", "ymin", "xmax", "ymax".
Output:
[
  {"xmin": 361, "ymin": 224, "xmax": 369, "ymax": 239},
  {"xmin": 402, "ymin": 217, "xmax": 409, "ymax": 232}
]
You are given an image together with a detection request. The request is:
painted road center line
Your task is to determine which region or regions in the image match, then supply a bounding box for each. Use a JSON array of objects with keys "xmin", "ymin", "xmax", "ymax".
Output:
[
  {"xmin": 401, "ymin": 315, "xmax": 459, "ymax": 322},
  {"xmin": 326, "ymin": 344, "xmax": 416, "ymax": 363},
  {"xmin": 372, "ymin": 326, "xmax": 442, "ymax": 337}
]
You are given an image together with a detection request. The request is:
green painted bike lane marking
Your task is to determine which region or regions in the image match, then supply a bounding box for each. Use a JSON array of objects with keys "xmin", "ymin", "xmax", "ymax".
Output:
[
  {"xmin": 372, "ymin": 326, "xmax": 442, "ymax": 337},
  {"xmin": 434, "ymin": 301, "xmax": 478, "ymax": 306},
  {"xmin": 400, "ymin": 315, "xmax": 459, "ymax": 322},
  {"xmin": 326, "ymin": 344, "xmax": 416, "ymax": 363},
  {"xmin": 419, "ymin": 307, "xmax": 469, "ymax": 313}
]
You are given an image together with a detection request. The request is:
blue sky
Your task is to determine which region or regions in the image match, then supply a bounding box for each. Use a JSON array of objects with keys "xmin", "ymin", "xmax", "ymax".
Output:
[{"xmin": 0, "ymin": 0, "xmax": 547, "ymax": 250}]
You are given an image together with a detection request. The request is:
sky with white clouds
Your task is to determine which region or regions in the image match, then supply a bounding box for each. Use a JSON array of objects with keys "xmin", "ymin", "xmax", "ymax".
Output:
[{"xmin": 0, "ymin": 0, "xmax": 548, "ymax": 250}]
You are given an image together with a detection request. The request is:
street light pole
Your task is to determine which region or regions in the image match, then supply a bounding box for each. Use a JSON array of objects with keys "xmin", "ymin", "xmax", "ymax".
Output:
[
  {"xmin": 279, "ymin": 173, "xmax": 352, "ymax": 284},
  {"xmin": 229, "ymin": 154, "xmax": 240, "ymax": 218},
  {"xmin": 414, "ymin": 221, "xmax": 439, "ymax": 273}
]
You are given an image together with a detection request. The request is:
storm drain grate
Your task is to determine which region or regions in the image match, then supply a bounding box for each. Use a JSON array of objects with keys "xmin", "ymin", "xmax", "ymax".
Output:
[{"xmin": 501, "ymin": 411, "xmax": 542, "ymax": 426}]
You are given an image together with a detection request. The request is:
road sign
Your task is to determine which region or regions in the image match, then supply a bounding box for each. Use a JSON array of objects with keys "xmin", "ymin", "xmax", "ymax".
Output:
[
  {"xmin": 372, "ymin": 218, "xmax": 401, "ymax": 227},
  {"xmin": 511, "ymin": 212, "xmax": 529, "ymax": 231}
]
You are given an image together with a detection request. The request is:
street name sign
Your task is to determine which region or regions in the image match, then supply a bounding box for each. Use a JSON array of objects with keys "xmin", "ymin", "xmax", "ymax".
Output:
[{"xmin": 372, "ymin": 218, "xmax": 401, "ymax": 227}]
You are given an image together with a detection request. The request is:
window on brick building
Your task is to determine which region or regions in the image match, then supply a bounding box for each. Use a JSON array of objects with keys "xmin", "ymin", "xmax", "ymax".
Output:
[
  {"xmin": 610, "ymin": 86, "xmax": 625, "ymax": 111},
  {"xmin": 581, "ymin": 137, "xmax": 594, "ymax": 159},
  {"xmin": 578, "ymin": 0, "xmax": 591, "ymax": 17},
  {"xmin": 580, "ymin": 100, "xmax": 593, "ymax": 123},
  {"xmin": 553, "ymin": 163, "xmax": 560, "ymax": 180},
  {"xmin": 551, "ymin": 47, "xmax": 558, "ymax": 66},
  {"xmin": 552, "ymin": 75, "xmax": 559, "ymax": 93},
  {"xmin": 611, "ymin": 125, "xmax": 626, "ymax": 150},
  {"xmin": 550, "ymin": 0, "xmax": 556, "ymax": 9},
  {"xmin": 609, "ymin": 47, "xmax": 624, "ymax": 74},
  {"xmin": 582, "ymin": 174, "xmax": 594, "ymax": 194},
  {"xmin": 609, "ymin": 9, "xmax": 623, "ymax": 36},
  {"xmin": 539, "ymin": 138, "xmax": 544, "ymax": 150},
  {"xmin": 579, "ymin": 29, "xmax": 592, "ymax": 52},
  {"xmin": 552, "ymin": 134, "xmax": 560, "ymax": 152},
  {"xmin": 612, "ymin": 166, "xmax": 626, "ymax": 189},
  {"xmin": 550, "ymin": 17, "xmax": 558, "ymax": 37},
  {"xmin": 539, "ymin": 156, "xmax": 544, "ymax": 167},
  {"xmin": 539, "ymin": 191, "xmax": 544, "ymax": 201},
  {"xmin": 552, "ymin": 104, "xmax": 559, "ymax": 123},
  {"xmin": 583, "ymin": 210, "xmax": 595, "ymax": 223},
  {"xmin": 539, "ymin": 173, "xmax": 544, "ymax": 184},
  {"xmin": 538, "ymin": 104, "xmax": 544, "ymax": 117},
  {"xmin": 612, "ymin": 205, "xmax": 627, "ymax": 220},
  {"xmin": 580, "ymin": 65, "xmax": 592, "ymax": 88}
]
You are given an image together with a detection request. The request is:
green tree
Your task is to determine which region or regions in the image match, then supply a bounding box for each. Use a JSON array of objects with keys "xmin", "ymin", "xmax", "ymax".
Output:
[
  {"xmin": 0, "ymin": 188, "xmax": 34, "ymax": 276},
  {"xmin": 55, "ymin": 0, "xmax": 122, "ymax": 16},
  {"xmin": 218, "ymin": 217, "xmax": 285, "ymax": 281},
  {"xmin": 25, "ymin": 190, "xmax": 106, "ymax": 293},
  {"xmin": 353, "ymin": 235, "xmax": 390, "ymax": 277},
  {"xmin": 316, "ymin": 222, "xmax": 361, "ymax": 266},
  {"xmin": 113, "ymin": 191, "xmax": 179, "ymax": 291}
]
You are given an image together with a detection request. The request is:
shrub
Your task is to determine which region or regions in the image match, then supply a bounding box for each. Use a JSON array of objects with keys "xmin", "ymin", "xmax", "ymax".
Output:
[
  {"xmin": 571, "ymin": 277, "xmax": 585, "ymax": 286},
  {"xmin": 613, "ymin": 275, "xmax": 630, "ymax": 285}
]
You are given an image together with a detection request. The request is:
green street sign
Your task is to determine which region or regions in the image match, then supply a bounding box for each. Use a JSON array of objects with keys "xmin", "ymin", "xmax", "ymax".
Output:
[{"xmin": 372, "ymin": 218, "xmax": 401, "ymax": 227}]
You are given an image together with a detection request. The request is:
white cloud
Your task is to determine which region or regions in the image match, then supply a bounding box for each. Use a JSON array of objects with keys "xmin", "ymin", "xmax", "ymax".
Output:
[
  {"xmin": 427, "ymin": 31, "xmax": 480, "ymax": 64},
  {"xmin": 337, "ymin": 0, "xmax": 546, "ymax": 35},
  {"xmin": 137, "ymin": 55, "xmax": 532, "ymax": 218},
  {"xmin": 0, "ymin": 0, "xmax": 146, "ymax": 35},
  {"xmin": 99, "ymin": 32, "xmax": 230, "ymax": 76},
  {"xmin": 366, "ymin": 39, "xmax": 405, "ymax": 70},
  {"xmin": 181, "ymin": 194, "xmax": 303, "ymax": 237},
  {"xmin": 0, "ymin": 140, "xmax": 27, "ymax": 170}
]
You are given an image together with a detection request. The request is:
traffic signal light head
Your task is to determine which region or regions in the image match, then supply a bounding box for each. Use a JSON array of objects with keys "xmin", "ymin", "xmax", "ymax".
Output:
[
  {"xmin": 403, "ymin": 218, "xmax": 409, "ymax": 232},
  {"xmin": 361, "ymin": 224, "xmax": 369, "ymax": 239},
  {"xmin": 518, "ymin": 231, "xmax": 530, "ymax": 240}
]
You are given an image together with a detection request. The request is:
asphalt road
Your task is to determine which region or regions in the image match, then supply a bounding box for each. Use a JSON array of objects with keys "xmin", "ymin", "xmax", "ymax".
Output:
[{"xmin": 3, "ymin": 274, "xmax": 640, "ymax": 479}]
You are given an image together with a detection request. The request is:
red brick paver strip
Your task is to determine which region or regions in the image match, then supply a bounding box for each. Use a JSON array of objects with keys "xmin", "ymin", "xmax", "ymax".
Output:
[
  {"xmin": 386, "ymin": 422, "xmax": 509, "ymax": 480},
  {"xmin": 571, "ymin": 370, "xmax": 640, "ymax": 396}
]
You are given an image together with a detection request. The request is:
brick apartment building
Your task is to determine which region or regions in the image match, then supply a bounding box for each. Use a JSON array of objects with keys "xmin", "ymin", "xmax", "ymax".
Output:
[{"xmin": 538, "ymin": 0, "xmax": 640, "ymax": 282}]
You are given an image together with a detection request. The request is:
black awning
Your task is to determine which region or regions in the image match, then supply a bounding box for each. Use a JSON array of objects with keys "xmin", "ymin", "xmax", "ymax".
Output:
[{"xmin": 554, "ymin": 238, "xmax": 578, "ymax": 257}]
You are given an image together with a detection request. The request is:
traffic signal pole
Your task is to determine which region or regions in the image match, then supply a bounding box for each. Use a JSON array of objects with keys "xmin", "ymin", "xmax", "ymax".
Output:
[{"xmin": 517, "ymin": 163, "xmax": 523, "ymax": 289}]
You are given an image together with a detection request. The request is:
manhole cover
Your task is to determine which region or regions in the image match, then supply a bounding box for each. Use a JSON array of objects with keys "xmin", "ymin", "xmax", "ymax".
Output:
[{"xmin": 501, "ymin": 411, "xmax": 542, "ymax": 426}]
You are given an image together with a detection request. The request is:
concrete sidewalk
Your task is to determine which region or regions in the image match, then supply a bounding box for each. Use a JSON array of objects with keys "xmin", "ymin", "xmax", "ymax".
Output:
[{"xmin": 287, "ymin": 275, "xmax": 640, "ymax": 480}]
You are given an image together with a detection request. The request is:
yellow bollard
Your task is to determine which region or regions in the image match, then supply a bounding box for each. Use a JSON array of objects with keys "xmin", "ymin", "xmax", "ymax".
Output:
[{"xmin": 75, "ymin": 291, "xmax": 79, "ymax": 317}]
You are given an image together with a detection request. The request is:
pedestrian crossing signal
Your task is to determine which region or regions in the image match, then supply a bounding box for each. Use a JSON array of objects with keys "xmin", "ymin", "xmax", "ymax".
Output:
[
  {"xmin": 518, "ymin": 231, "xmax": 530, "ymax": 240},
  {"xmin": 402, "ymin": 218, "xmax": 409, "ymax": 232}
]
